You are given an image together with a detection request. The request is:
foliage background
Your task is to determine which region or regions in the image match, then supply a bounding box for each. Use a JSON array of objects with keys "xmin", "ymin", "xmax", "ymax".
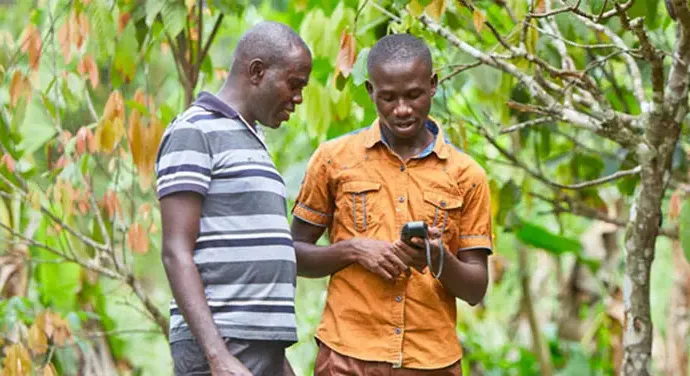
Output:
[{"xmin": 0, "ymin": 0, "xmax": 688, "ymax": 375}]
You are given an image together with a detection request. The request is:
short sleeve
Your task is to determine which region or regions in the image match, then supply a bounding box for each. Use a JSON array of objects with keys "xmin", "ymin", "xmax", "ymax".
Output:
[
  {"xmin": 155, "ymin": 121, "xmax": 213, "ymax": 200},
  {"xmin": 457, "ymin": 171, "xmax": 493, "ymax": 253},
  {"xmin": 292, "ymin": 146, "xmax": 334, "ymax": 227}
]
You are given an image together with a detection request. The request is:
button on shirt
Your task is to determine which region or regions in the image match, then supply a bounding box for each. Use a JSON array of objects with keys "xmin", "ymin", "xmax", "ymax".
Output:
[{"xmin": 292, "ymin": 119, "xmax": 492, "ymax": 369}]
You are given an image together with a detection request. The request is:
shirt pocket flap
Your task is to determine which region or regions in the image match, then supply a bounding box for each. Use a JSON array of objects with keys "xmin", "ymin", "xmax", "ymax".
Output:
[
  {"xmin": 342, "ymin": 181, "xmax": 381, "ymax": 194},
  {"xmin": 423, "ymin": 191, "xmax": 463, "ymax": 210}
]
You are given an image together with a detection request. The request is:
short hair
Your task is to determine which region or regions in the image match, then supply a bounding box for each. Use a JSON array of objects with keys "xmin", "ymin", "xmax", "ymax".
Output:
[
  {"xmin": 367, "ymin": 34, "xmax": 433, "ymax": 76},
  {"xmin": 230, "ymin": 21, "xmax": 310, "ymax": 76}
]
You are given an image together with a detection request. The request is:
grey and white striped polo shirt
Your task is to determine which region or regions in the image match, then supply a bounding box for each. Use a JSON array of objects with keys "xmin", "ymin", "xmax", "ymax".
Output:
[{"xmin": 155, "ymin": 91, "xmax": 297, "ymax": 344}]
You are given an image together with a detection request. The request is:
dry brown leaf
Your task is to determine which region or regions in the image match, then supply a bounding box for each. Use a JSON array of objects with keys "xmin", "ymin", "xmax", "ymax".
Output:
[
  {"xmin": 22, "ymin": 24, "xmax": 42, "ymax": 71},
  {"xmin": 28, "ymin": 324, "xmax": 48, "ymax": 355},
  {"xmin": 70, "ymin": 12, "xmax": 90, "ymax": 50},
  {"xmin": 103, "ymin": 91, "xmax": 125, "ymax": 122},
  {"xmin": 128, "ymin": 111, "xmax": 145, "ymax": 172},
  {"xmin": 75, "ymin": 126, "xmax": 95, "ymax": 156},
  {"xmin": 118, "ymin": 13, "xmax": 131, "ymax": 35},
  {"xmin": 9, "ymin": 71, "xmax": 30, "ymax": 108},
  {"xmin": 77, "ymin": 54, "xmax": 99, "ymax": 89},
  {"xmin": 335, "ymin": 31, "xmax": 356, "ymax": 79},
  {"xmin": 127, "ymin": 223, "xmax": 149, "ymax": 254},
  {"xmin": 102, "ymin": 190, "xmax": 122, "ymax": 219},
  {"xmin": 2, "ymin": 343, "xmax": 32, "ymax": 376},
  {"xmin": 535, "ymin": 0, "xmax": 546, "ymax": 13},
  {"xmin": 669, "ymin": 189, "xmax": 683, "ymax": 220},
  {"xmin": 425, "ymin": 0, "xmax": 446, "ymax": 21},
  {"xmin": 51, "ymin": 315, "xmax": 71, "ymax": 346},
  {"xmin": 472, "ymin": 10, "xmax": 486, "ymax": 33},
  {"xmin": 57, "ymin": 20, "xmax": 71, "ymax": 62}
]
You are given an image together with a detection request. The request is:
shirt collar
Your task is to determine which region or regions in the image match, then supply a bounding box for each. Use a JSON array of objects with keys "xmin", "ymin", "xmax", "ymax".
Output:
[
  {"xmin": 363, "ymin": 118, "xmax": 450, "ymax": 160},
  {"xmin": 192, "ymin": 91, "xmax": 240, "ymax": 119}
]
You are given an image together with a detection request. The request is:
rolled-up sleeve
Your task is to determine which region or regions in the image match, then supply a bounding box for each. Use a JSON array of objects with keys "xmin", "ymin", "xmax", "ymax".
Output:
[
  {"xmin": 292, "ymin": 146, "xmax": 334, "ymax": 227},
  {"xmin": 458, "ymin": 170, "xmax": 493, "ymax": 253}
]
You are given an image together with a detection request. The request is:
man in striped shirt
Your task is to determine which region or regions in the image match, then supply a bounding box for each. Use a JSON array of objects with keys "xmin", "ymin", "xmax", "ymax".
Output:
[{"xmin": 155, "ymin": 21, "xmax": 311, "ymax": 376}]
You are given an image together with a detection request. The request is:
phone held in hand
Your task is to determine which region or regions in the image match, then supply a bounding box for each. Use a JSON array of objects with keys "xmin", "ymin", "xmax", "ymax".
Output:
[{"xmin": 400, "ymin": 221, "xmax": 428, "ymax": 245}]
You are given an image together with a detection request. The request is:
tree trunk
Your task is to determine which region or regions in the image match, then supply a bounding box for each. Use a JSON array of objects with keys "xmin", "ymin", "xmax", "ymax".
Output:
[{"xmin": 622, "ymin": 129, "xmax": 682, "ymax": 375}]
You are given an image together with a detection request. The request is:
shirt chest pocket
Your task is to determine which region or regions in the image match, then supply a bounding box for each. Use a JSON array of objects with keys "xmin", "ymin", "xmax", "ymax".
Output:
[
  {"xmin": 423, "ymin": 191, "xmax": 463, "ymax": 234},
  {"xmin": 338, "ymin": 181, "xmax": 382, "ymax": 233}
]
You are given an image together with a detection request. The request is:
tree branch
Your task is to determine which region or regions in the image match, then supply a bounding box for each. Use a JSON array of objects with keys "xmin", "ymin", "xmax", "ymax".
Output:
[
  {"xmin": 500, "ymin": 117, "xmax": 553, "ymax": 134},
  {"xmin": 419, "ymin": 14, "xmax": 641, "ymax": 147},
  {"xmin": 198, "ymin": 14, "xmax": 224, "ymax": 72},
  {"xmin": 478, "ymin": 124, "xmax": 641, "ymax": 190},
  {"xmin": 439, "ymin": 61, "xmax": 482, "ymax": 83},
  {"xmin": 129, "ymin": 277, "xmax": 169, "ymax": 339},
  {"xmin": 577, "ymin": 13, "xmax": 648, "ymax": 112},
  {"xmin": 530, "ymin": 193, "xmax": 679, "ymax": 239},
  {"xmin": 0, "ymin": 221, "xmax": 121, "ymax": 280}
]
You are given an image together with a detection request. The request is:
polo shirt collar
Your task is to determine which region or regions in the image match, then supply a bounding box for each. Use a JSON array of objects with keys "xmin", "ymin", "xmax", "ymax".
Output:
[
  {"xmin": 364, "ymin": 118, "xmax": 450, "ymax": 160},
  {"xmin": 192, "ymin": 91, "xmax": 240, "ymax": 119}
]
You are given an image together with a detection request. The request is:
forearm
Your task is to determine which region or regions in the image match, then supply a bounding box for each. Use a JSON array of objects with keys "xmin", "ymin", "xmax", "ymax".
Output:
[
  {"xmin": 438, "ymin": 250, "xmax": 489, "ymax": 305},
  {"xmin": 162, "ymin": 250, "xmax": 228, "ymax": 360},
  {"xmin": 294, "ymin": 239, "xmax": 358, "ymax": 278}
]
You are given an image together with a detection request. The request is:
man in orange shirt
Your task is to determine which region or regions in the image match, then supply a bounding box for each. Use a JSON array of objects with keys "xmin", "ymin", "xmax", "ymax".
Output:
[{"xmin": 291, "ymin": 34, "xmax": 493, "ymax": 375}]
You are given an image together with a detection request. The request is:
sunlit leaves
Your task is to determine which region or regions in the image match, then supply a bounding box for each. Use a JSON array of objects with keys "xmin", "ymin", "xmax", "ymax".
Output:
[
  {"xmin": 95, "ymin": 91, "xmax": 126, "ymax": 153},
  {"xmin": 425, "ymin": 0, "xmax": 446, "ymax": 21},
  {"xmin": 27, "ymin": 324, "xmax": 48, "ymax": 355},
  {"xmin": 35, "ymin": 310, "xmax": 72, "ymax": 347},
  {"xmin": 2, "ymin": 343, "xmax": 31, "ymax": 376}
]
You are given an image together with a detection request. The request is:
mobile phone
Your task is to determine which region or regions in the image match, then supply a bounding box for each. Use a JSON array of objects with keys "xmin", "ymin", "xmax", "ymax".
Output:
[{"xmin": 400, "ymin": 221, "xmax": 428, "ymax": 245}]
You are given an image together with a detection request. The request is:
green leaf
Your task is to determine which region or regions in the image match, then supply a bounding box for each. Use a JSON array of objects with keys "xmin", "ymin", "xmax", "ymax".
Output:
[
  {"xmin": 208, "ymin": 0, "xmax": 247, "ymax": 15},
  {"xmin": 496, "ymin": 180, "xmax": 521, "ymax": 225},
  {"xmin": 161, "ymin": 1, "xmax": 187, "ymax": 38},
  {"xmin": 680, "ymin": 198, "xmax": 690, "ymax": 260},
  {"xmin": 335, "ymin": 73, "xmax": 348, "ymax": 91},
  {"xmin": 88, "ymin": 0, "xmax": 115, "ymax": 56},
  {"xmin": 351, "ymin": 47, "xmax": 369, "ymax": 86},
  {"xmin": 515, "ymin": 219, "xmax": 582, "ymax": 255},
  {"xmin": 114, "ymin": 22, "xmax": 140, "ymax": 83},
  {"xmin": 18, "ymin": 98, "xmax": 56, "ymax": 155}
]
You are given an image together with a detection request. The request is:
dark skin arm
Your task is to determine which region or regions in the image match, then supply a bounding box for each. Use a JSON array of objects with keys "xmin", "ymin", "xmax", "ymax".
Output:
[
  {"xmin": 409, "ymin": 228, "xmax": 489, "ymax": 305},
  {"xmin": 160, "ymin": 192, "xmax": 252, "ymax": 376},
  {"xmin": 291, "ymin": 218, "xmax": 421, "ymax": 281}
]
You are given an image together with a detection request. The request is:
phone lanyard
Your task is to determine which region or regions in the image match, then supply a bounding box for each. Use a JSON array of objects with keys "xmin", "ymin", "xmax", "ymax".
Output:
[{"xmin": 425, "ymin": 239, "xmax": 444, "ymax": 279}]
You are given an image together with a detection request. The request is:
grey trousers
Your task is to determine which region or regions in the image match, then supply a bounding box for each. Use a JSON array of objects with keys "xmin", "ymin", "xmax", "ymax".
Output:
[{"xmin": 171, "ymin": 338, "xmax": 289, "ymax": 376}]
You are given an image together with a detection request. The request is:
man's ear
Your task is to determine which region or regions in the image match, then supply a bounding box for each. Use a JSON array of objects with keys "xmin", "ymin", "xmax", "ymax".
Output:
[
  {"xmin": 365, "ymin": 80, "xmax": 374, "ymax": 100},
  {"xmin": 430, "ymin": 73, "xmax": 438, "ymax": 96},
  {"xmin": 248, "ymin": 59, "xmax": 265, "ymax": 85}
]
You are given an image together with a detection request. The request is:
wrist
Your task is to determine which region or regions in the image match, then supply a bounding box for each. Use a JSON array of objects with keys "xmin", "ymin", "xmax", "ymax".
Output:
[
  {"xmin": 340, "ymin": 238, "xmax": 362, "ymax": 264},
  {"xmin": 204, "ymin": 339, "xmax": 229, "ymax": 364}
]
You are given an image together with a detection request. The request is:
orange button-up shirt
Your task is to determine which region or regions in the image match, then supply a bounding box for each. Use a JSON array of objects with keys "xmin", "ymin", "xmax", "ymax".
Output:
[{"xmin": 292, "ymin": 120, "xmax": 492, "ymax": 369}]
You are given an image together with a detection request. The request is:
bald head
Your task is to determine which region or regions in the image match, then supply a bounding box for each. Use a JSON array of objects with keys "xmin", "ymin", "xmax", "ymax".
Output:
[{"xmin": 230, "ymin": 21, "xmax": 310, "ymax": 77}]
